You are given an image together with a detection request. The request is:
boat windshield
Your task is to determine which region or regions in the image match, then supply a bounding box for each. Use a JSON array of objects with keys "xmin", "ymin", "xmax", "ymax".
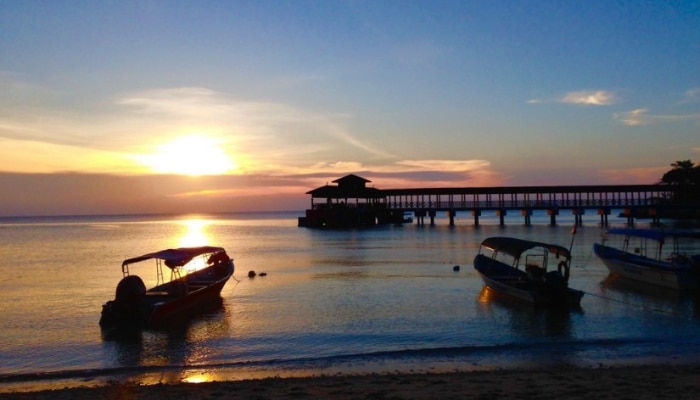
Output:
[{"xmin": 480, "ymin": 237, "xmax": 571, "ymax": 260}]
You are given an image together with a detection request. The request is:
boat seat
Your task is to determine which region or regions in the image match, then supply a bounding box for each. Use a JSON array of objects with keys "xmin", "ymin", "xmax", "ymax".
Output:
[{"xmin": 526, "ymin": 264, "xmax": 546, "ymax": 281}]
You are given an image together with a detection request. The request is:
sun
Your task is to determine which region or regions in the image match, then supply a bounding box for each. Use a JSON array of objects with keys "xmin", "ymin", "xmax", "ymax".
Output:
[{"xmin": 141, "ymin": 135, "xmax": 238, "ymax": 176}]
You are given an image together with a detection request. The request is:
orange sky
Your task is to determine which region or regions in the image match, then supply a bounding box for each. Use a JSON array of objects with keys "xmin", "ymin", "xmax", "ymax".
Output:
[{"xmin": 1, "ymin": 2, "xmax": 698, "ymax": 216}]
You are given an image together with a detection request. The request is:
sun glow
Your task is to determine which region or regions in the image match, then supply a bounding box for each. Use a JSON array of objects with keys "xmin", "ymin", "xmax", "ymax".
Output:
[
  {"xmin": 178, "ymin": 219, "xmax": 211, "ymax": 248},
  {"xmin": 142, "ymin": 135, "xmax": 237, "ymax": 176},
  {"xmin": 176, "ymin": 219, "xmax": 212, "ymax": 273}
]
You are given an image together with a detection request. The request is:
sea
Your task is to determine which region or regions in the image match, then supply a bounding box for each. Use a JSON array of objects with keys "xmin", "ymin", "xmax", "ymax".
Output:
[{"xmin": 1, "ymin": 210, "xmax": 700, "ymax": 392}]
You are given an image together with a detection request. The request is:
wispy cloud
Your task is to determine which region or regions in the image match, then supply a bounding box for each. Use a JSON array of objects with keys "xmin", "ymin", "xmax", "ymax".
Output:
[
  {"xmin": 682, "ymin": 87, "xmax": 700, "ymax": 103},
  {"xmin": 560, "ymin": 90, "xmax": 617, "ymax": 105},
  {"xmin": 0, "ymin": 84, "xmax": 395, "ymax": 173},
  {"xmin": 528, "ymin": 90, "xmax": 618, "ymax": 106},
  {"xmin": 598, "ymin": 166, "xmax": 669, "ymax": 184},
  {"xmin": 293, "ymin": 159, "xmax": 505, "ymax": 188},
  {"xmin": 393, "ymin": 159, "xmax": 489, "ymax": 173},
  {"xmin": 118, "ymin": 87, "xmax": 395, "ymax": 159},
  {"xmin": 614, "ymin": 108, "xmax": 700, "ymax": 126},
  {"xmin": 392, "ymin": 40, "xmax": 446, "ymax": 66},
  {"xmin": 614, "ymin": 108, "xmax": 649, "ymax": 126}
]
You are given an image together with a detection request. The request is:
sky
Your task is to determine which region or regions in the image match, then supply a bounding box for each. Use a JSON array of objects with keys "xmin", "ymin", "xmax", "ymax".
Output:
[{"xmin": 1, "ymin": 1, "xmax": 699, "ymax": 216}]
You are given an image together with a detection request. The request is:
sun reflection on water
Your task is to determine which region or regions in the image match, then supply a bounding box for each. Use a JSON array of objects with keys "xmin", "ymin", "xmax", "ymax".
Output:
[
  {"xmin": 181, "ymin": 372, "xmax": 211, "ymax": 384},
  {"xmin": 176, "ymin": 218, "xmax": 214, "ymax": 273},
  {"xmin": 178, "ymin": 219, "xmax": 211, "ymax": 248}
]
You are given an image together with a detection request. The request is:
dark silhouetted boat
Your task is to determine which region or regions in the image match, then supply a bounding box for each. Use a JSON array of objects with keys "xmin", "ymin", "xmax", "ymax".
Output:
[
  {"xmin": 100, "ymin": 246, "xmax": 234, "ymax": 329},
  {"xmin": 594, "ymin": 228, "xmax": 700, "ymax": 290},
  {"xmin": 474, "ymin": 237, "xmax": 584, "ymax": 308}
]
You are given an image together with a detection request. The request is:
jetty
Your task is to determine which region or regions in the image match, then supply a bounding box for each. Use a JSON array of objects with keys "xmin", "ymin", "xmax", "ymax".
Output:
[{"xmin": 298, "ymin": 174, "xmax": 686, "ymax": 228}]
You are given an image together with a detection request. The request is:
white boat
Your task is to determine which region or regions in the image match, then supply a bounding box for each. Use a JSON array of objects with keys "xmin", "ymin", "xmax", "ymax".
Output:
[
  {"xmin": 100, "ymin": 246, "xmax": 235, "ymax": 329},
  {"xmin": 474, "ymin": 237, "xmax": 584, "ymax": 308},
  {"xmin": 593, "ymin": 228, "xmax": 700, "ymax": 290}
]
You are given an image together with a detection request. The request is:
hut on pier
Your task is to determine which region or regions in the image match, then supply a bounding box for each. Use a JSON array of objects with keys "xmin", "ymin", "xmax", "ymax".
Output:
[{"xmin": 298, "ymin": 174, "xmax": 402, "ymax": 228}]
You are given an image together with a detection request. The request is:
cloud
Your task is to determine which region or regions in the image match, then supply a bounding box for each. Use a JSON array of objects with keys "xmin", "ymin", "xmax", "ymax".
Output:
[
  {"xmin": 560, "ymin": 90, "xmax": 617, "ymax": 106},
  {"xmin": 685, "ymin": 87, "xmax": 700, "ymax": 102},
  {"xmin": 614, "ymin": 108, "xmax": 700, "ymax": 126},
  {"xmin": 614, "ymin": 108, "xmax": 650, "ymax": 126},
  {"xmin": 117, "ymin": 87, "xmax": 395, "ymax": 160},
  {"xmin": 292, "ymin": 159, "xmax": 505, "ymax": 188},
  {"xmin": 670, "ymin": 87, "xmax": 700, "ymax": 105},
  {"xmin": 0, "ymin": 158, "xmax": 506, "ymax": 215},
  {"xmin": 528, "ymin": 90, "xmax": 617, "ymax": 106},
  {"xmin": 392, "ymin": 40, "xmax": 446, "ymax": 66},
  {"xmin": 309, "ymin": 161, "xmax": 366, "ymax": 173},
  {"xmin": 393, "ymin": 159, "xmax": 488, "ymax": 172},
  {"xmin": 0, "ymin": 84, "xmax": 395, "ymax": 174},
  {"xmin": 597, "ymin": 166, "xmax": 669, "ymax": 184}
]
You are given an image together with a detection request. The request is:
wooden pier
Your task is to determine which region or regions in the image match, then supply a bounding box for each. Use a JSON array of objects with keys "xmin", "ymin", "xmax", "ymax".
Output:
[{"xmin": 298, "ymin": 174, "xmax": 686, "ymax": 228}]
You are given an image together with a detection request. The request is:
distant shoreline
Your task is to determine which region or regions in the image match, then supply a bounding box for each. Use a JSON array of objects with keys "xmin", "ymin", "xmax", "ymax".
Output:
[{"xmin": 0, "ymin": 210, "xmax": 304, "ymax": 221}]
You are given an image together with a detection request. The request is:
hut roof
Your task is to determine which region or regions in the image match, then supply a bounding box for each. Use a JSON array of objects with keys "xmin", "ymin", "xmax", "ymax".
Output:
[{"xmin": 306, "ymin": 175, "xmax": 383, "ymax": 199}]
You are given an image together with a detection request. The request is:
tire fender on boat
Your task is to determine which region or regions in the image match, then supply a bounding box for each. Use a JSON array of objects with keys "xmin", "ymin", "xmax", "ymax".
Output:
[{"xmin": 558, "ymin": 261, "xmax": 570, "ymax": 283}]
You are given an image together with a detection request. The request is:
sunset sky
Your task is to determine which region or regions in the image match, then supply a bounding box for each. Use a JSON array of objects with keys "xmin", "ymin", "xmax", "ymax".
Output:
[{"xmin": 1, "ymin": 1, "xmax": 698, "ymax": 216}]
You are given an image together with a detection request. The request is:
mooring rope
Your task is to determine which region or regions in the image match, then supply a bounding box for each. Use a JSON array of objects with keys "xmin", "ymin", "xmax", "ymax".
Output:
[
  {"xmin": 571, "ymin": 247, "xmax": 596, "ymax": 274},
  {"xmin": 570, "ymin": 246, "xmax": 688, "ymax": 318},
  {"xmin": 580, "ymin": 289, "xmax": 683, "ymax": 317}
]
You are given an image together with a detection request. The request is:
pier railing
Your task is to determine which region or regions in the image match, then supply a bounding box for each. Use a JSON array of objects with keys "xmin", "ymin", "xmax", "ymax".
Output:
[
  {"xmin": 385, "ymin": 198, "xmax": 662, "ymax": 210},
  {"xmin": 380, "ymin": 184, "xmax": 673, "ymax": 211}
]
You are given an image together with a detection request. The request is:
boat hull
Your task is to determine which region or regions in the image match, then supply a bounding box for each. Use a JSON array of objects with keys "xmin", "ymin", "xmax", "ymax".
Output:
[
  {"xmin": 594, "ymin": 243, "xmax": 698, "ymax": 290},
  {"xmin": 147, "ymin": 275, "xmax": 230, "ymax": 327}
]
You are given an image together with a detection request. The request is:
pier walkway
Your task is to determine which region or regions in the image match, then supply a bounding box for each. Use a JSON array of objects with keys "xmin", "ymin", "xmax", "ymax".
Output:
[
  {"xmin": 298, "ymin": 174, "xmax": 687, "ymax": 228},
  {"xmin": 381, "ymin": 184, "xmax": 672, "ymax": 226}
]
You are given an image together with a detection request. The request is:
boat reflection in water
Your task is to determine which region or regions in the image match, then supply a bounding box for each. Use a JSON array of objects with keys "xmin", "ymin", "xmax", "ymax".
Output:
[
  {"xmin": 600, "ymin": 274, "xmax": 700, "ymax": 319},
  {"xmin": 477, "ymin": 286, "xmax": 576, "ymax": 339},
  {"xmin": 102, "ymin": 302, "xmax": 232, "ymax": 386}
]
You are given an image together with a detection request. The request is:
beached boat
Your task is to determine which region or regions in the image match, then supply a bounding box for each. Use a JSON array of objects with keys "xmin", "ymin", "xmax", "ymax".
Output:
[
  {"xmin": 99, "ymin": 246, "xmax": 235, "ymax": 329},
  {"xmin": 593, "ymin": 228, "xmax": 700, "ymax": 290},
  {"xmin": 474, "ymin": 237, "xmax": 584, "ymax": 307}
]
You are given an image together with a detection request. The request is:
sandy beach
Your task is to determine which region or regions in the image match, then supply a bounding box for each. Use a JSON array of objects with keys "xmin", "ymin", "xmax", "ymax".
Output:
[{"xmin": 2, "ymin": 364, "xmax": 700, "ymax": 400}]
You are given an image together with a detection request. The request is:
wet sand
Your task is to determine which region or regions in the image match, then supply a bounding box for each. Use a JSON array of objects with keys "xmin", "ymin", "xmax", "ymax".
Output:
[{"xmin": 2, "ymin": 364, "xmax": 700, "ymax": 399}]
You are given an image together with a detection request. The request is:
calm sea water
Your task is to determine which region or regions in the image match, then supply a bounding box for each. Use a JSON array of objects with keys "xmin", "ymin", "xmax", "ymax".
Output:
[{"xmin": 1, "ymin": 211, "xmax": 700, "ymax": 390}]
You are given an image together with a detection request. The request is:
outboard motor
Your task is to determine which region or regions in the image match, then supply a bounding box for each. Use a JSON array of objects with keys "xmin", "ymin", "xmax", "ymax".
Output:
[
  {"xmin": 115, "ymin": 275, "xmax": 146, "ymax": 304},
  {"xmin": 100, "ymin": 275, "xmax": 147, "ymax": 328}
]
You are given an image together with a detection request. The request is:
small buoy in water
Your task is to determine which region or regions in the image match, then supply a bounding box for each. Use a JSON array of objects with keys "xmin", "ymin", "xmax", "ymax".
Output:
[
  {"xmin": 259, "ymin": 272, "xmax": 267, "ymax": 277},
  {"xmin": 248, "ymin": 270, "xmax": 256, "ymax": 278},
  {"xmin": 453, "ymin": 265, "xmax": 460, "ymax": 272}
]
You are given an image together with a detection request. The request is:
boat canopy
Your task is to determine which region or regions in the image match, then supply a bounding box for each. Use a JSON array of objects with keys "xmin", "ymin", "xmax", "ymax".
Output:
[
  {"xmin": 479, "ymin": 237, "xmax": 571, "ymax": 260},
  {"xmin": 122, "ymin": 246, "xmax": 226, "ymax": 269},
  {"xmin": 605, "ymin": 228, "xmax": 700, "ymax": 243}
]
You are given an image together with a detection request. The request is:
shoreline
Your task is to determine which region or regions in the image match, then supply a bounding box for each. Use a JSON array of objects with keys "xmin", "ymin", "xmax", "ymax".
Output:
[{"xmin": 2, "ymin": 363, "xmax": 700, "ymax": 399}]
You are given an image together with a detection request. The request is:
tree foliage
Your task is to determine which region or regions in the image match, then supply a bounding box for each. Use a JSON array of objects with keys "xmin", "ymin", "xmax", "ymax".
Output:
[{"xmin": 660, "ymin": 160, "xmax": 700, "ymax": 204}]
